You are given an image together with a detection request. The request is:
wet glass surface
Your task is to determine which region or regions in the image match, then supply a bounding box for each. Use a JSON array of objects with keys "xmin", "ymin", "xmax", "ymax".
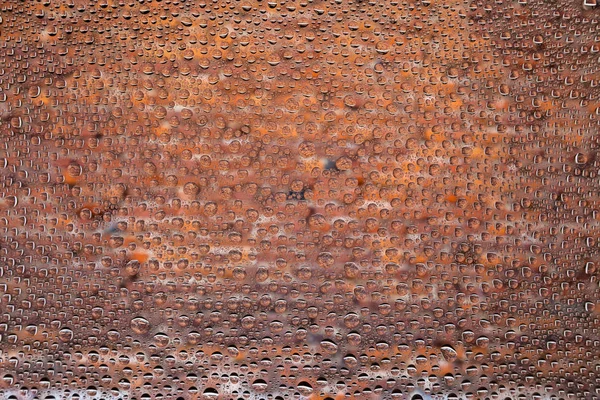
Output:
[{"xmin": 1, "ymin": 0, "xmax": 600, "ymax": 399}]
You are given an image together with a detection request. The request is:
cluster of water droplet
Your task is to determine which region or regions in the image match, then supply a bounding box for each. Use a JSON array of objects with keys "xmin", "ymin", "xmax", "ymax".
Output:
[{"xmin": 0, "ymin": 0, "xmax": 599, "ymax": 399}]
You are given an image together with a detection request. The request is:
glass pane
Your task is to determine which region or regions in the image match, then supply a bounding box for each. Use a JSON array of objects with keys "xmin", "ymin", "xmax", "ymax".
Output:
[{"xmin": 1, "ymin": 1, "xmax": 598, "ymax": 399}]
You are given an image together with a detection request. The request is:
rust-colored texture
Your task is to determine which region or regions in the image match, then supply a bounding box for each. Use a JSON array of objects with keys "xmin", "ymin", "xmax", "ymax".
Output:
[{"xmin": 1, "ymin": 0, "xmax": 600, "ymax": 399}]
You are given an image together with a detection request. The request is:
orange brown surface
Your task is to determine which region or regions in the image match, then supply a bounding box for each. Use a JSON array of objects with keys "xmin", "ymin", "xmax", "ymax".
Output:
[{"xmin": 1, "ymin": 0, "xmax": 600, "ymax": 399}]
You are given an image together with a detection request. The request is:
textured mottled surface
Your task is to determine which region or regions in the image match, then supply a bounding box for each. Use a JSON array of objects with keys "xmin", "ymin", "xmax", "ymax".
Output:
[{"xmin": 1, "ymin": 0, "xmax": 600, "ymax": 399}]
